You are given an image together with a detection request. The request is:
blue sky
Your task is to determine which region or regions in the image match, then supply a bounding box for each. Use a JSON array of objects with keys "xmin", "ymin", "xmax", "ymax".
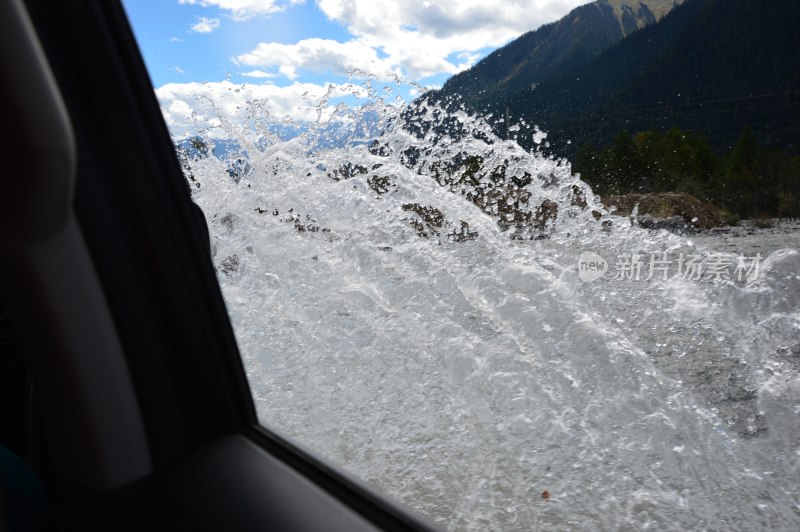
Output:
[
  {"xmin": 121, "ymin": 0, "xmax": 588, "ymax": 135},
  {"xmin": 124, "ymin": 0, "xmax": 357, "ymax": 87}
]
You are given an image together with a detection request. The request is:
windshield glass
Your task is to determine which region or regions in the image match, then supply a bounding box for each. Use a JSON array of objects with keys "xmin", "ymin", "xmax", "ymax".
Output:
[{"xmin": 123, "ymin": 0, "xmax": 800, "ymax": 529}]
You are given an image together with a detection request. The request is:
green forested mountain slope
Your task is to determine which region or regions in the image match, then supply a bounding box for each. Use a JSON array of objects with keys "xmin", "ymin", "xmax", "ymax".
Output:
[
  {"xmin": 431, "ymin": 0, "xmax": 799, "ymax": 155},
  {"xmin": 434, "ymin": 1, "xmax": 682, "ymax": 118}
]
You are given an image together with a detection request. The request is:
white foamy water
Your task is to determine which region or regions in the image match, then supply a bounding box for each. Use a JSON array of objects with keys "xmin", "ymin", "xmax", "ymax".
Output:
[{"xmin": 179, "ymin": 86, "xmax": 800, "ymax": 531}]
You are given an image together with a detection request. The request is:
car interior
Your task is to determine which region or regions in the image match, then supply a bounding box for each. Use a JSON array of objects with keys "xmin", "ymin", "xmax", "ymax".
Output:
[{"xmin": 0, "ymin": 0, "xmax": 438, "ymax": 529}]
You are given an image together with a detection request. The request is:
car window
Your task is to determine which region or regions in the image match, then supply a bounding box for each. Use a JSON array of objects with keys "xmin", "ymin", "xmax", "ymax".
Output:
[{"xmin": 122, "ymin": 1, "xmax": 800, "ymax": 529}]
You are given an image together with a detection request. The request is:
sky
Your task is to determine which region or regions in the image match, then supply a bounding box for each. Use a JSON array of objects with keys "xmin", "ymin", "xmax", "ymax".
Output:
[{"xmin": 122, "ymin": 0, "xmax": 590, "ymax": 135}]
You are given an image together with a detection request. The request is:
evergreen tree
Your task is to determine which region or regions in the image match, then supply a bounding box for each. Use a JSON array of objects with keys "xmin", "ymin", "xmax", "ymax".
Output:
[
  {"xmin": 723, "ymin": 127, "xmax": 762, "ymax": 216},
  {"xmin": 573, "ymin": 143, "xmax": 603, "ymax": 193},
  {"xmin": 576, "ymin": 124, "xmax": 797, "ymax": 220},
  {"xmin": 604, "ymin": 130, "xmax": 644, "ymax": 194}
]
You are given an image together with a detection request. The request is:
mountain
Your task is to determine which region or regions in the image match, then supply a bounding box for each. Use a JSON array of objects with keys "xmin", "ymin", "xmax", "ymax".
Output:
[
  {"xmin": 433, "ymin": 0, "xmax": 683, "ymax": 115},
  {"xmin": 605, "ymin": 0, "xmax": 680, "ymax": 20},
  {"xmin": 430, "ymin": 0, "xmax": 800, "ymax": 156}
]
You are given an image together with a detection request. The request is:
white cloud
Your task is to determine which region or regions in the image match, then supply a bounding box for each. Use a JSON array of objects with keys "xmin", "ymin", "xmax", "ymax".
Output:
[
  {"xmin": 178, "ymin": 0, "xmax": 302, "ymax": 20},
  {"xmin": 170, "ymin": 36, "xmax": 186, "ymax": 43},
  {"xmin": 155, "ymin": 80, "xmax": 370, "ymax": 137},
  {"xmin": 235, "ymin": 0, "xmax": 587, "ymax": 81},
  {"xmin": 234, "ymin": 38, "xmax": 401, "ymax": 80},
  {"xmin": 190, "ymin": 16, "xmax": 221, "ymax": 33},
  {"xmin": 318, "ymin": 0, "xmax": 583, "ymax": 40},
  {"xmin": 241, "ymin": 70, "xmax": 278, "ymax": 79}
]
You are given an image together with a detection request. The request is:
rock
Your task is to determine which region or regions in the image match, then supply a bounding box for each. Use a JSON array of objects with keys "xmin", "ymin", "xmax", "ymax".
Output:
[
  {"xmin": 636, "ymin": 214, "xmax": 697, "ymax": 235},
  {"xmin": 402, "ymin": 203, "xmax": 445, "ymax": 237},
  {"xmin": 328, "ymin": 162, "xmax": 368, "ymax": 181},
  {"xmin": 281, "ymin": 209, "xmax": 331, "ymax": 234},
  {"xmin": 367, "ymin": 175, "xmax": 397, "ymax": 195},
  {"xmin": 401, "ymin": 204, "xmax": 479, "ymax": 243},
  {"xmin": 447, "ymin": 221, "xmax": 479, "ymax": 243},
  {"xmin": 602, "ymin": 192, "xmax": 725, "ymax": 231}
]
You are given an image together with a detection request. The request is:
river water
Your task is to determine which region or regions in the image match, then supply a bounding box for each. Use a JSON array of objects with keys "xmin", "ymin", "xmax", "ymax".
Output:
[{"xmin": 180, "ymin": 90, "xmax": 800, "ymax": 530}]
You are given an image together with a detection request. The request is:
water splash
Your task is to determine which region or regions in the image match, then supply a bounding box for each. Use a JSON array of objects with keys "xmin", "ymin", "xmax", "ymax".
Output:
[{"xmin": 175, "ymin": 80, "xmax": 800, "ymax": 530}]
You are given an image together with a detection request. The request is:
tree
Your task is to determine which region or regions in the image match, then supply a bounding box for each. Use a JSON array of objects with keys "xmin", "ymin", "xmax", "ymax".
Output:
[
  {"xmin": 604, "ymin": 130, "xmax": 645, "ymax": 194},
  {"xmin": 573, "ymin": 143, "xmax": 604, "ymax": 193},
  {"xmin": 723, "ymin": 127, "xmax": 763, "ymax": 216},
  {"xmin": 729, "ymin": 126, "xmax": 759, "ymax": 177}
]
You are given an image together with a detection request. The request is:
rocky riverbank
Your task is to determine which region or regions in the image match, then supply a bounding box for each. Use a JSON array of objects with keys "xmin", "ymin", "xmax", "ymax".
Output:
[
  {"xmin": 602, "ymin": 192, "xmax": 725, "ymax": 233},
  {"xmin": 689, "ymin": 218, "xmax": 800, "ymax": 256}
]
